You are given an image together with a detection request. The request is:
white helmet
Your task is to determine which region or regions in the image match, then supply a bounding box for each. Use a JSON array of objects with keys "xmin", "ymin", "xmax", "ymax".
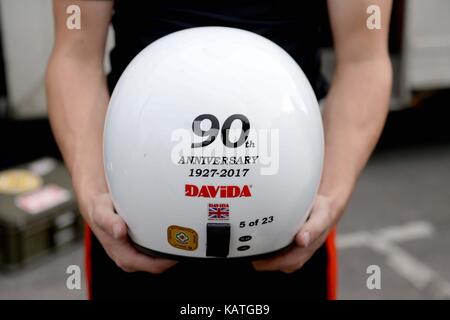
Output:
[{"xmin": 104, "ymin": 27, "xmax": 324, "ymax": 259}]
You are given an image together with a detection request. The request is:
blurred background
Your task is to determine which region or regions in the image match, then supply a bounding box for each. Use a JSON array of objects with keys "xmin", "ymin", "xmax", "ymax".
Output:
[{"xmin": 0, "ymin": 0, "xmax": 449, "ymax": 299}]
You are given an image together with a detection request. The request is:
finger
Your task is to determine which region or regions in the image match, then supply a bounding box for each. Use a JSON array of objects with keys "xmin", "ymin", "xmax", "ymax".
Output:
[
  {"xmin": 252, "ymin": 247, "xmax": 307, "ymax": 272},
  {"xmin": 91, "ymin": 195, "xmax": 127, "ymax": 240},
  {"xmin": 112, "ymin": 241, "xmax": 178, "ymax": 273},
  {"xmin": 252, "ymin": 258, "xmax": 283, "ymax": 272},
  {"xmin": 296, "ymin": 198, "xmax": 332, "ymax": 248}
]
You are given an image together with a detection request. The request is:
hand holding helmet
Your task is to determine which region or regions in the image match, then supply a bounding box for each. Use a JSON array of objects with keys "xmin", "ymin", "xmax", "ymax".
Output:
[{"xmin": 85, "ymin": 192, "xmax": 177, "ymax": 273}]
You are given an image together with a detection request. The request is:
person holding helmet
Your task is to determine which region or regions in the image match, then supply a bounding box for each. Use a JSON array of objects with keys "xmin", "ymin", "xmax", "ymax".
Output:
[{"xmin": 46, "ymin": 0, "xmax": 392, "ymax": 300}]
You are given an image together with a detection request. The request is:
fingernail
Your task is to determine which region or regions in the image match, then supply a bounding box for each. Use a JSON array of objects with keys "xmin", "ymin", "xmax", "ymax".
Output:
[
  {"xmin": 113, "ymin": 223, "xmax": 122, "ymax": 239},
  {"xmin": 301, "ymin": 231, "xmax": 310, "ymax": 247}
]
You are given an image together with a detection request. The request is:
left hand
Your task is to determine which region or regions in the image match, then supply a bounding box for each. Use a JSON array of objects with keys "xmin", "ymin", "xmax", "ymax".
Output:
[{"xmin": 252, "ymin": 194, "xmax": 339, "ymax": 273}]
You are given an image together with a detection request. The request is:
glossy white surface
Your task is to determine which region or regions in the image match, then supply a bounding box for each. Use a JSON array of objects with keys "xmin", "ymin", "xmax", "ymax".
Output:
[{"xmin": 104, "ymin": 27, "xmax": 323, "ymax": 258}]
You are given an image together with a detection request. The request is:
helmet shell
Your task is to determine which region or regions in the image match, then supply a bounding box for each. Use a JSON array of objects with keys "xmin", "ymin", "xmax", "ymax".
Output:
[{"xmin": 104, "ymin": 27, "xmax": 324, "ymax": 259}]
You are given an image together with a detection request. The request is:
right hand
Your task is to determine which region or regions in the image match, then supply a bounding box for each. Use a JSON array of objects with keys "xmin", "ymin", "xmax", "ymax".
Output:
[{"xmin": 85, "ymin": 192, "xmax": 178, "ymax": 273}]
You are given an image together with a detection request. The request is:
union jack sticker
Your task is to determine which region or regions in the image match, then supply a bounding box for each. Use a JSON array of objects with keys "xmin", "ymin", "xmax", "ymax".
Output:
[{"xmin": 208, "ymin": 203, "xmax": 230, "ymax": 221}]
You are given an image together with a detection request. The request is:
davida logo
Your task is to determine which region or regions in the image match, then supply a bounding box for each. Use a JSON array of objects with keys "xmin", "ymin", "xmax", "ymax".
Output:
[{"xmin": 185, "ymin": 184, "xmax": 252, "ymax": 198}]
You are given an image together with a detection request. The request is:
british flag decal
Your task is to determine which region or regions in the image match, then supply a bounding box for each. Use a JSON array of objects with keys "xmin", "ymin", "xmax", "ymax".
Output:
[{"xmin": 208, "ymin": 203, "xmax": 230, "ymax": 220}]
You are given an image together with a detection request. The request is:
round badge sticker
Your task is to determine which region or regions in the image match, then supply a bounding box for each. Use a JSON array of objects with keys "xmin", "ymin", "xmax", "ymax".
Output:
[{"xmin": 0, "ymin": 169, "xmax": 43, "ymax": 194}]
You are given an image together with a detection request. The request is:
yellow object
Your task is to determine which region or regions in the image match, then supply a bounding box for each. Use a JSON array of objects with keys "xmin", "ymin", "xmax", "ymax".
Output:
[
  {"xmin": 167, "ymin": 225, "xmax": 198, "ymax": 251},
  {"xmin": 0, "ymin": 169, "xmax": 42, "ymax": 194}
]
